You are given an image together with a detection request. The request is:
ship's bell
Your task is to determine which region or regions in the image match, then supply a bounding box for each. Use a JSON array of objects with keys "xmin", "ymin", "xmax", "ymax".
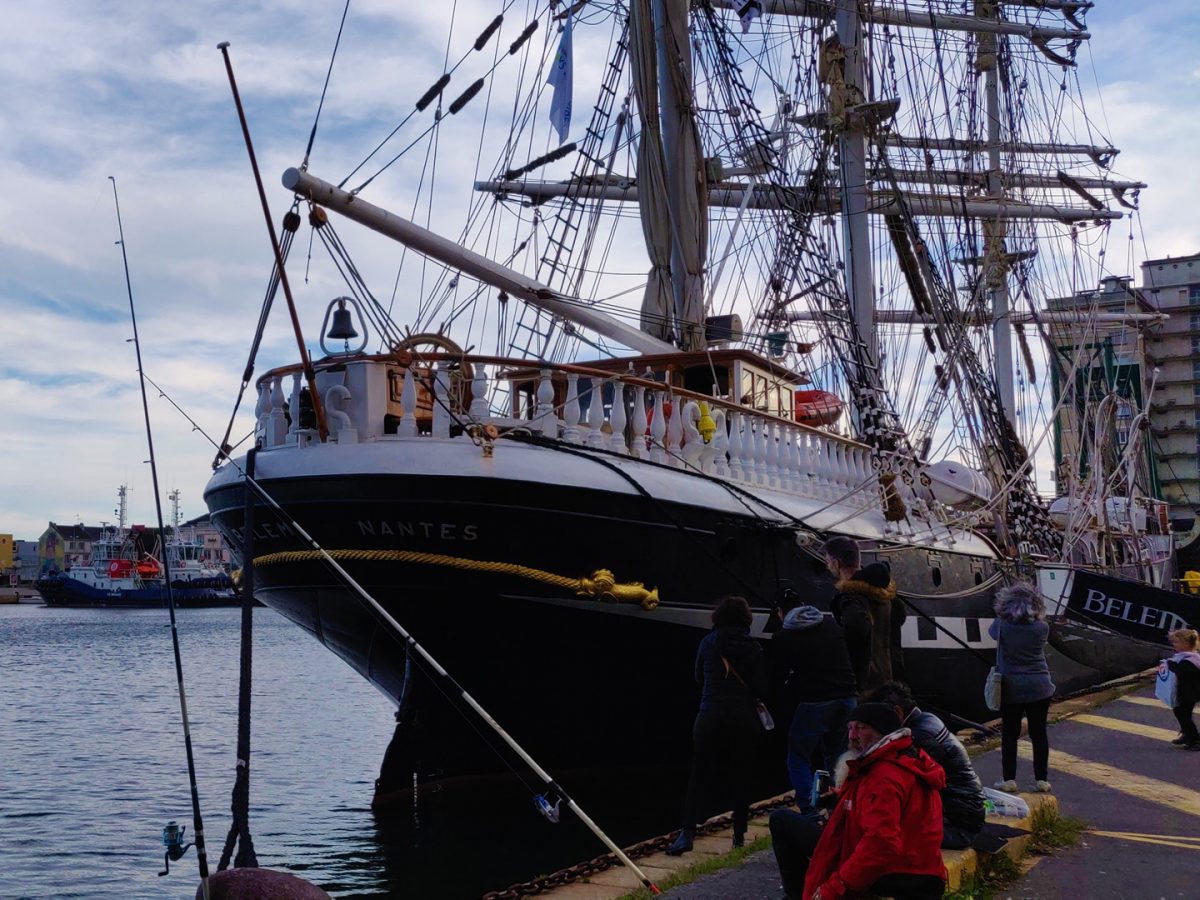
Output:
[
  {"xmin": 319, "ymin": 295, "xmax": 367, "ymax": 356},
  {"xmin": 326, "ymin": 299, "xmax": 359, "ymax": 341}
]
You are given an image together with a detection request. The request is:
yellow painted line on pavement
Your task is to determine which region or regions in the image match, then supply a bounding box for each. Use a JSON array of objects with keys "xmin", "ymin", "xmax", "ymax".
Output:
[
  {"xmin": 1070, "ymin": 713, "xmax": 1178, "ymax": 742},
  {"xmin": 1089, "ymin": 830, "xmax": 1200, "ymax": 851},
  {"xmin": 1017, "ymin": 744, "xmax": 1200, "ymax": 817},
  {"xmin": 1119, "ymin": 695, "xmax": 1166, "ymax": 709}
]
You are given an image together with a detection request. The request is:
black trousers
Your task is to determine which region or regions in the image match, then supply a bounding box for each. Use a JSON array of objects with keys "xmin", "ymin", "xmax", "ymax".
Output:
[
  {"xmin": 769, "ymin": 809, "xmax": 945, "ymax": 900},
  {"xmin": 941, "ymin": 819, "xmax": 979, "ymax": 850},
  {"xmin": 1174, "ymin": 700, "xmax": 1199, "ymax": 743},
  {"xmin": 1001, "ymin": 697, "xmax": 1051, "ymax": 782},
  {"xmin": 679, "ymin": 706, "xmax": 760, "ymax": 836}
]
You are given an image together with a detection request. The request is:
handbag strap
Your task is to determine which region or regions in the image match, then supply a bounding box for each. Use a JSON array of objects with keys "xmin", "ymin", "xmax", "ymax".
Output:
[{"xmin": 721, "ymin": 655, "xmax": 762, "ymax": 703}]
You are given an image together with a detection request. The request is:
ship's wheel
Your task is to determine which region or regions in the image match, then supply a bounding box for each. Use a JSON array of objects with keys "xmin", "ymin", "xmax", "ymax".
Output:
[
  {"xmin": 392, "ymin": 332, "xmax": 474, "ymax": 378},
  {"xmin": 391, "ymin": 332, "xmax": 476, "ymax": 420}
]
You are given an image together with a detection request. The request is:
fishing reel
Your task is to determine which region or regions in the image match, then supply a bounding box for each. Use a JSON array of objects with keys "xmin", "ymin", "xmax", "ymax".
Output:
[
  {"xmin": 157, "ymin": 820, "xmax": 193, "ymax": 876},
  {"xmin": 532, "ymin": 784, "xmax": 563, "ymax": 824}
]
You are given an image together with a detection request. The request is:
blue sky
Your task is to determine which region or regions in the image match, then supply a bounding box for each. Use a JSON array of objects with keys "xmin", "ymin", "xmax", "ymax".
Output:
[{"xmin": 0, "ymin": 1, "xmax": 1197, "ymax": 540}]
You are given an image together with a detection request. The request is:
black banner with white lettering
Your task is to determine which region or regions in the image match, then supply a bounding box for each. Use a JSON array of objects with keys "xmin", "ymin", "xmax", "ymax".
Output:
[{"xmin": 1065, "ymin": 570, "xmax": 1195, "ymax": 644}]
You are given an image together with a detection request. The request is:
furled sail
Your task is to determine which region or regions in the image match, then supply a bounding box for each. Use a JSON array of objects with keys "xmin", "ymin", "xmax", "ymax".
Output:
[
  {"xmin": 628, "ymin": 0, "xmax": 674, "ymax": 343},
  {"xmin": 631, "ymin": 0, "xmax": 709, "ymax": 350}
]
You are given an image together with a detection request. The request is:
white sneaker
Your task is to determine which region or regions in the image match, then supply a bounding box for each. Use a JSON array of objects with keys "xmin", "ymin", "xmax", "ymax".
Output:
[
  {"xmin": 1034, "ymin": 780, "xmax": 1053, "ymax": 793},
  {"xmin": 992, "ymin": 779, "xmax": 1018, "ymax": 793}
]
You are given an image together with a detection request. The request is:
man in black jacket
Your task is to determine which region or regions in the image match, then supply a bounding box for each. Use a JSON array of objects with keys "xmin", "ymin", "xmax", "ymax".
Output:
[
  {"xmin": 824, "ymin": 537, "xmax": 899, "ymax": 694},
  {"xmin": 866, "ymin": 681, "xmax": 987, "ymax": 849}
]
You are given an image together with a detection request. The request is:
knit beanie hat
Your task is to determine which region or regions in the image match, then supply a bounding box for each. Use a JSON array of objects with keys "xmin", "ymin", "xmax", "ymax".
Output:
[{"xmin": 847, "ymin": 702, "xmax": 901, "ymax": 736}]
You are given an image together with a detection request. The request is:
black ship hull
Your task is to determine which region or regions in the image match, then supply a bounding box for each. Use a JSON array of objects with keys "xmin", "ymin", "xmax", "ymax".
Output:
[{"xmin": 205, "ymin": 465, "xmax": 1051, "ymax": 783}]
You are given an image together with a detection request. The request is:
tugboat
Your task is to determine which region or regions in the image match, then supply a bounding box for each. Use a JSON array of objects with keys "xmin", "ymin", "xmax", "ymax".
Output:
[{"xmin": 38, "ymin": 487, "xmax": 235, "ymax": 608}]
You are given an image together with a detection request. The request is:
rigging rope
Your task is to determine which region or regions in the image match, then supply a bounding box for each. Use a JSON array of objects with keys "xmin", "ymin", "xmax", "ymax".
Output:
[
  {"xmin": 218, "ymin": 448, "xmax": 259, "ymax": 872},
  {"xmin": 211, "ymin": 208, "xmax": 301, "ymax": 469},
  {"xmin": 300, "ymin": 0, "xmax": 352, "ymax": 171}
]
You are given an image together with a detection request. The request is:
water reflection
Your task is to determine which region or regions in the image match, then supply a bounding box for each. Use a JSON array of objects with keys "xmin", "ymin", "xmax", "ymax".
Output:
[{"xmin": 0, "ymin": 604, "xmax": 719, "ymax": 898}]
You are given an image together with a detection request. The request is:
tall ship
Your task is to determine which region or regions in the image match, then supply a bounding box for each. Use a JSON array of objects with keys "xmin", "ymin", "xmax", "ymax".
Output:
[
  {"xmin": 38, "ymin": 487, "xmax": 235, "ymax": 608},
  {"xmin": 203, "ymin": 1, "xmax": 1192, "ymax": 787}
]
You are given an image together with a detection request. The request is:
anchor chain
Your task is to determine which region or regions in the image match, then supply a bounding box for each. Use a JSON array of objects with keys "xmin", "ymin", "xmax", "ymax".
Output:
[{"xmin": 481, "ymin": 793, "xmax": 796, "ymax": 898}]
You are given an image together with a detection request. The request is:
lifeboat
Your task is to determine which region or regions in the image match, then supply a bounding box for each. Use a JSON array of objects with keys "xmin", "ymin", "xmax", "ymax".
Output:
[
  {"xmin": 136, "ymin": 558, "xmax": 161, "ymax": 579},
  {"xmin": 793, "ymin": 390, "xmax": 843, "ymax": 427}
]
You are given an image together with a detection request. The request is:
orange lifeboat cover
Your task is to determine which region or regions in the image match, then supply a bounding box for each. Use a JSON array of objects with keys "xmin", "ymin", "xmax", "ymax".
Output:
[{"xmin": 794, "ymin": 390, "xmax": 843, "ymax": 427}]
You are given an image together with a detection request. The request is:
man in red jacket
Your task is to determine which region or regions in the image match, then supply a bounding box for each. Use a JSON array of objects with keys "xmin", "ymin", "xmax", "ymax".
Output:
[{"xmin": 770, "ymin": 703, "xmax": 947, "ymax": 900}]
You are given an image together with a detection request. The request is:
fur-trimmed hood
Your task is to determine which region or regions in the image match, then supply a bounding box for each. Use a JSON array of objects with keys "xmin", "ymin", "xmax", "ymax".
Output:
[{"xmin": 836, "ymin": 562, "xmax": 897, "ymax": 604}]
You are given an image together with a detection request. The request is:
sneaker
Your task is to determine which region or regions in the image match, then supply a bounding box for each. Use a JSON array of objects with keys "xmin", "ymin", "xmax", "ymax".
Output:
[
  {"xmin": 992, "ymin": 779, "xmax": 1018, "ymax": 793},
  {"xmin": 666, "ymin": 829, "xmax": 694, "ymax": 856},
  {"xmin": 1186, "ymin": 742, "xmax": 1200, "ymax": 752},
  {"xmin": 1171, "ymin": 736, "xmax": 1188, "ymax": 746},
  {"xmin": 1034, "ymin": 780, "xmax": 1053, "ymax": 793}
]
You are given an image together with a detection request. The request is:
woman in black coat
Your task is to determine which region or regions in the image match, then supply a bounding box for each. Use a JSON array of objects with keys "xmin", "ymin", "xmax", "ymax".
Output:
[{"xmin": 667, "ymin": 595, "xmax": 769, "ymax": 855}]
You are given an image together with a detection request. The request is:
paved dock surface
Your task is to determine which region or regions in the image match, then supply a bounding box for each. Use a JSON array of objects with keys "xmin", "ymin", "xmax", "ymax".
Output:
[
  {"xmin": 662, "ymin": 682, "xmax": 1198, "ymax": 899},
  {"xmin": 973, "ymin": 688, "xmax": 1199, "ymax": 899}
]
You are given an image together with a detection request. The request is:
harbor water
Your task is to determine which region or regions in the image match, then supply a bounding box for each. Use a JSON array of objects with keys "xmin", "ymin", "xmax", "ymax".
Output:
[{"xmin": 0, "ymin": 603, "xmax": 692, "ymax": 898}]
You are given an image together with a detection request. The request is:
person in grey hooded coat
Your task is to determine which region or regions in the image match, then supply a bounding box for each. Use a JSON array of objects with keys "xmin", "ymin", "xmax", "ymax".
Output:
[{"xmin": 767, "ymin": 595, "xmax": 858, "ymax": 816}]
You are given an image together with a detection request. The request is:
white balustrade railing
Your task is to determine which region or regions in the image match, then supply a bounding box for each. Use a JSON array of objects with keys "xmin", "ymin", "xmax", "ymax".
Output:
[{"xmin": 254, "ymin": 361, "xmax": 883, "ymax": 514}]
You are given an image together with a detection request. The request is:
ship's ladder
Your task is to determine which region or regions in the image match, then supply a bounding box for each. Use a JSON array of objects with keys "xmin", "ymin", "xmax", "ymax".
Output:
[{"xmin": 504, "ymin": 17, "xmax": 632, "ymax": 363}]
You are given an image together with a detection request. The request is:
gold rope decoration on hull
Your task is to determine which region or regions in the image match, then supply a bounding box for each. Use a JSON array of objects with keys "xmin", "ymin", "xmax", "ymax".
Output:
[{"xmin": 252, "ymin": 549, "xmax": 661, "ymax": 610}]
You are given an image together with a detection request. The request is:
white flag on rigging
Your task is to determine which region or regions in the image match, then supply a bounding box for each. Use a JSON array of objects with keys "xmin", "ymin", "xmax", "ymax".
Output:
[
  {"xmin": 737, "ymin": 1, "xmax": 762, "ymax": 33},
  {"xmin": 547, "ymin": 12, "xmax": 573, "ymax": 144}
]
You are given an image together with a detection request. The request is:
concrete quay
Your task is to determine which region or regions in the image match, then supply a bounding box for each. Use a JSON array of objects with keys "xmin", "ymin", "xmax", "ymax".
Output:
[{"xmin": 531, "ymin": 675, "xmax": 1197, "ymax": 898}]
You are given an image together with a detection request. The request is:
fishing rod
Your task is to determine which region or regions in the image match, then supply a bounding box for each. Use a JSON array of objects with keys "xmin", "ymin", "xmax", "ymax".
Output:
[
  {"xmin": 109, "ymin": 176, "xmax": 211, "ymax": 900},
  {"xmin": 136, "ymin": 370, "xmax": 663, "ymax": 895},
  {"xmin": 245, "ymin": 473, "xmax": 663, "ymax": 893}
]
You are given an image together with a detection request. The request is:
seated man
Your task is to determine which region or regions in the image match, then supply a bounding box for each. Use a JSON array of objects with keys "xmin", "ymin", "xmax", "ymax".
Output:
[
  {"xmin": 769, "ymin": 703, "xmax": 946, "ymax": 900},
  {"xmin": 866, "ymin": 681, "xmax": 987, "ymax": 849}
]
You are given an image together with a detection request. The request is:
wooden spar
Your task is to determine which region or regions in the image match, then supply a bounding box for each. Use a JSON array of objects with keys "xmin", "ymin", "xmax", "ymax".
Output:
[
  {"xmin": 708, "ymin": 0, "xmax": 1089, "ymax": 41},
  {"xmin": 476, "ymin": 179, "xmax": 1124, "ymax": 222},
  {"xmin": 878, "ymin": 135, "xmax": 1117, "ymax": 161},
  {"xmin": 221, "ymin": 45, "xmax": 329, "ymax": 442},
  {"xmin": 767, "ymin": 309, "xmax": 1167, "ymax": 326},
  {"xmin": 282, "ymin": 168, "xmax": 677, "ymax": 356}
]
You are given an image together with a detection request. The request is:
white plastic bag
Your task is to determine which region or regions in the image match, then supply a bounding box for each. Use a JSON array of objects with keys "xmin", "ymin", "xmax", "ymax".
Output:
[
  {"xmin": 983, "ymin": 666, "xmax": 1002, "ymax": 712},
  {"xmin": 983, "ymin": 786, "xmax": 1030, "ymax": 819},
  {"xmin": 1155, "ymin": 662, "xmax": 1178, "ymax": 708}
]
